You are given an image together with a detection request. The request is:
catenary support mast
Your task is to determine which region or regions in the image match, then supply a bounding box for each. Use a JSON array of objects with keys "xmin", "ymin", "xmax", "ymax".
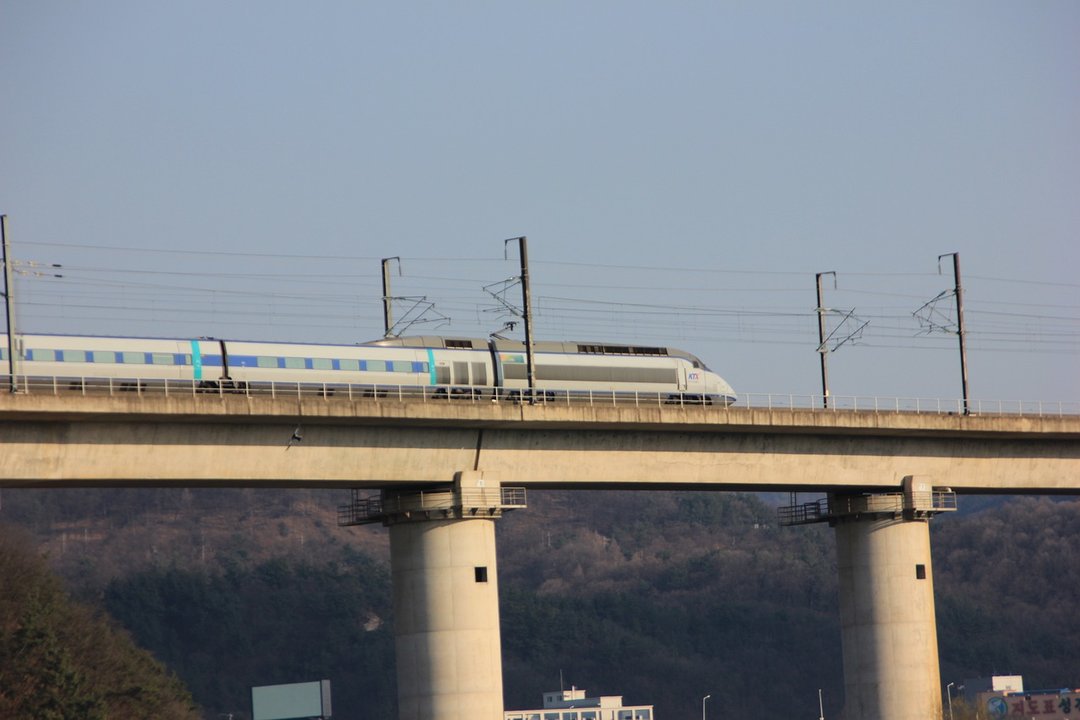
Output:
[{"xmin": 2, "ymin": 215, "xmax": 17, "ymax": 393}]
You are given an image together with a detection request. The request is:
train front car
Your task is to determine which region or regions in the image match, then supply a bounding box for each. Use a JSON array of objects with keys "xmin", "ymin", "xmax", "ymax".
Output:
[
  {"xmin": 672, "ymin": 348, "xmax": 737, "ymax": 406},
  {"xmin": 488, "ymin": 339, "xmax": 736, "ymax": 405}
]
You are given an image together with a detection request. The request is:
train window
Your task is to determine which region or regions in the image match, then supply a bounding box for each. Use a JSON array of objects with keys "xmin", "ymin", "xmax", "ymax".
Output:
[
  {"xmin": 181, "ymin": 355, "xmax": 192, "ymax": 365},
  {"xmin": 151, "ymin": 353, "xmax": 173, "ymax": 365},
  {"xmin": 539, "ymin": 365, "xmax": 593, "ymax": 382},
  {"xmin": 0, "ymin": 348, "xmax": 5, "ymax": 360},
  {"xmin": 610, "ymin": 367, "xmax": 677, "ymax": 383},
  {"xmin": 391, "ymin": 360, "xmax": 413, "ymax": 373},
  {"xmin": 367, "ymin": 360, "xmax": 388, "ymax": 373},
  {"xmin": 414, "ymin": 361, "xmax": 429, "ymax": 373},
  {"xmin": 256, "ymin": 356, "xmax": 278, "ymax": 369},
  {"xmin": 577, "ymin": 344, "xmax": 667, "ymax": 356},
  {"xmin": 122, "ymin": 352, "xmax": 145, "ymax": 364},
  {"xmin": 339, "ymin": 359, "xmax": 360, "ymax": 372},
  {"xmin": 311, "ymin": 358, "xmax": 333, "ymax": 371},
  {"xmin": 283, "ymin": 357, "xmax": 306, "ymax": 370},
  {"xmin": 434, "ymin": 365, "xmax": 450, "ymax": 384},
  {"xmin": 471, "ymin": 362, "xmax": 487, "ymax": 385},
  {"xmin": 32, "ymin": 349, "xmax": 58, "ymax": 362},
  {"xmin": 536, "ymin": 365, "xmax": 677, "ymax": 384},
  {"xmin": 92, "ymin": 351, "xmax": 117, "ymax": 364},
  {"xmin": 445, "ymin": 339, "xmax": 473, "ymax": 348},
  {"xmin": 502, "ymin": 364, "xmax": 526, "ymax": 380},
  {"xmin": 452, "ymin": 361, "xmax": 469, "ymax": 384},
  {"xmin": 64, "ymin": 350, "xmax": 88, "ymax": 363}
]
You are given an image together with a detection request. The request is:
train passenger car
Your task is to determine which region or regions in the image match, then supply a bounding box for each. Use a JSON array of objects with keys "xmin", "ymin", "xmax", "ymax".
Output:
[
  {"xmin": 216, "ymin": 339, "xmax": 425, "ymax": 390},
  {"xmin": 1, "ymin": 333, "xmax": 197, "ymax": 385}
]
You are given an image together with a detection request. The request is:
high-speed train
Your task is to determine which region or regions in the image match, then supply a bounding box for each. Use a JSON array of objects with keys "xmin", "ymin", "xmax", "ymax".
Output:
[{"xmin": 0, "ymin": 333, "xmax": 737, "ymax": 404}]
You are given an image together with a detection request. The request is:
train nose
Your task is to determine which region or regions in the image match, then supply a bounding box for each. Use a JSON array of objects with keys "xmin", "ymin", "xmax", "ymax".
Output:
[{"xmin": 709, "ymin": 373, "xmax": 737, "ymax": 404}]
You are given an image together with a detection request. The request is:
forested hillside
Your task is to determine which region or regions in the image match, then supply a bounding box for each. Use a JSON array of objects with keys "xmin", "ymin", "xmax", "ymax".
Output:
[
  {"xmin": 0, "ymin": 524, "xmax": 199, "ymax": 719},
  {"xmin": 2, "ymin": 489, "xmax": 1079, "ymax": 719}
]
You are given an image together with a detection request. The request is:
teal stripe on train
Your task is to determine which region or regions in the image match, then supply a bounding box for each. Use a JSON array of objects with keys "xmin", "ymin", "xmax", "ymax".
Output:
[
  {"xmin": 190, "ymin": 340, "xmax": 203, "ymax": 381},
  {"xmin": 426, "ymin": 349, "xmax": 436, "ymax": 385}
]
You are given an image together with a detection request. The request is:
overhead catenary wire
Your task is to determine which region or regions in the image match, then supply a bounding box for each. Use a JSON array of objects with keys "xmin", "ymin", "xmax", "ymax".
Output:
[{"xmin": 6, "ymin": 242, "xmax": 1077, "ymax": 360}]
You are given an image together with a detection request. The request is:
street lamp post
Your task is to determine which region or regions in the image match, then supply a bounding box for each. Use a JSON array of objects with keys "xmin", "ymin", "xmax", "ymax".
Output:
[
  {"xmin": 947, "ymin": 682, "xmax": 955, "ymax": 720},
  {"xmin": 702, "ymin": 693, "xmax": 711, "ymax": 720}
]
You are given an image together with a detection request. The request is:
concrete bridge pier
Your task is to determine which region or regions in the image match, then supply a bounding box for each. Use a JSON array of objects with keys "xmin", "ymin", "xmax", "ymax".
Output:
[
  {"xmin": 339, "ymin": 471, "xmax": 526, "ymax": 720},
  {"xmin": 831, "ymin": 478, "xmax": 954, "ymax": 720}
]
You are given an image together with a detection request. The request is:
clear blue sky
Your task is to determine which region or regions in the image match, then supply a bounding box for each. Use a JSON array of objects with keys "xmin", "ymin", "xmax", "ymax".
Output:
[{"xmin": 2, "ymin": 2, "xmax": 1077, "ymax": 403}]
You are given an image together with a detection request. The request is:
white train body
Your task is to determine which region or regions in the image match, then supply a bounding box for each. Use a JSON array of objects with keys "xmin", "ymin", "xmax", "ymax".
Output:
[{"xmin": 1, "ymin": 333, "xmax": 736, "ymax": 404}]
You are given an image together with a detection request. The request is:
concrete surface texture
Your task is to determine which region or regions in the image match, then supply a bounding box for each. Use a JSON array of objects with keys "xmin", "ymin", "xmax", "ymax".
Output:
[
  {"xmin": 0, "ymin": 394, "xmax": 1077, "ymax": 491},
  {"xmin": 836, "ymin": 514, "xmax": 943, "ymax": 720},
  {"xmin": 389, "ymin": 493, "xmax": 503, "ymax": 720}
]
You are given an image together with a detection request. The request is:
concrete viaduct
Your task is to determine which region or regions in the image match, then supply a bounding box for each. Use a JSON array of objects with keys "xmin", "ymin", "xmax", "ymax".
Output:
[{"xmin": 2, "ymin": 391, "xmax": 1079, "ymax": 720}]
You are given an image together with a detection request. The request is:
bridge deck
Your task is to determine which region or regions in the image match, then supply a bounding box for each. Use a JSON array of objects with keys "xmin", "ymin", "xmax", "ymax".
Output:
[{"xmin": 1, "ymin": 393, "xmax": 1078, "ymax": 491}]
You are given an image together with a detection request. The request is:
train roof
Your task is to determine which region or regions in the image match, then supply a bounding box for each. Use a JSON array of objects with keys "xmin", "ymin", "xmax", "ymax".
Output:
[{"xmin": 367, "ymin": 335, "xmax": 710, "ymax": 367}]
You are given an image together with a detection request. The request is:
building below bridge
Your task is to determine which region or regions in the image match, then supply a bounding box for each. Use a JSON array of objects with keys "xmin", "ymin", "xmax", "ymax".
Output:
[
  {"xmin": 964, "ymin": 675, "xmax": 1080, "ymax": 719},
  {"xmin": 504, "ymin": 688, "xmax": 654, "ymax": 720}
]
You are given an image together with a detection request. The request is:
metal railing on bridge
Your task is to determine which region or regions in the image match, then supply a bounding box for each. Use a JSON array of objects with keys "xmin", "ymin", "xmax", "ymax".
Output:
[
  {"xmin": 778, "ymin": 490, "xmax": 959, "ymax": 526},
  {"xmin": 338, "ymin": 486, "xmax": 528, "ymax": 526},
  {"xmin": 2, "ymin": 375, "xmax": 1077, "ymax": 417}
]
